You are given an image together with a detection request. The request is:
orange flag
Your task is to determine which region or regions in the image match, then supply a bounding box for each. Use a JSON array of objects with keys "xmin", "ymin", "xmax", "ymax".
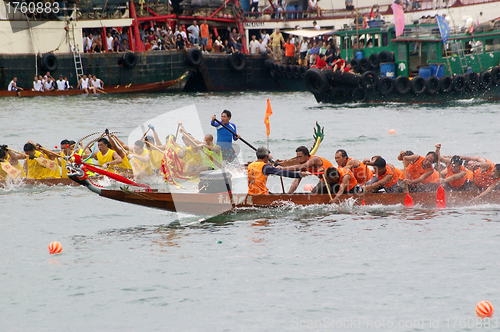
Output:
[{"xmin": 264, "ymin": 98, "xmax": 273, "ymax": 138}]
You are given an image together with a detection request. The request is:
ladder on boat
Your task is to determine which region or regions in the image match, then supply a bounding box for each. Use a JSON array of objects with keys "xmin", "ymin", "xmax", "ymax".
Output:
[
  {"xmin": 68, "ymin": 23, "xmax": 84, "ymax": 79},
  {"xmin": 451, "ymin": 41, "xmax": 469, "ymax": 74}
]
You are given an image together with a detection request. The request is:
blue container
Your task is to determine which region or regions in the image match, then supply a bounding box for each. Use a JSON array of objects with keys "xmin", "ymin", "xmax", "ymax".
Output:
[
  {"xmin": 240, "ymin": 0, "xmax": 250, "ymax": 12},
  {"xmin": 430, "ymin": 63, "xmax": 445, "ymax": 78},
  {"xmin": 381, "ymin": 62, "xmax": 396, "ymax": 78},
  {"xmin": 419, "ymin": 67, "xmax": 431, "ymax": 79},
  {"xmin": 356, "ymin": 51, "xmax": 363, "ymax": 60},
  {"xmin": 286, "ymin": 4, "xmax": 295, "ymax": 19},
  {"xmin": 368, "ymin": 19, "xmax": 383, "ymax": 28}
]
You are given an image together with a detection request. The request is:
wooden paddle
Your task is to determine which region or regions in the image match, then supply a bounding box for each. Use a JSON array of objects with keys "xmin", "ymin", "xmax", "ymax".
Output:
[
  {"xmin": 361, "ymin": 164, "xmax": 367, "ymax": 206},
  {"xmin": 8, "ymin": 148, "xmax": 58, "ymax": 172},
  {"xmin": 403, "ymin": 157, "xmax": 414, "ymax": 207},
  {"xmin": 436, "ymin": 151, "xmax": 446, "ymax": 209},
  {"xmin": 0, "ymin": 162, "xmax": 21, "ymax": 179},
  {"xmin": 322, "ymin": 173, "xmax": 334, "ymax": 203}
]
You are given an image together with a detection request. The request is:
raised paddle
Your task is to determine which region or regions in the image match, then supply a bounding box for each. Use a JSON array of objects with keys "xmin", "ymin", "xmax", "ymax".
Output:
[
  {"xmin": 361, "ymin": 164, "xmax": 368, "ymax": 206},
  {"xmin": 403, "ymin": 157, "xmax": 414, "ymax": 208},
  {"xmin": 436, "ymin": 151, "xmax": 446, "ymax": 209}
]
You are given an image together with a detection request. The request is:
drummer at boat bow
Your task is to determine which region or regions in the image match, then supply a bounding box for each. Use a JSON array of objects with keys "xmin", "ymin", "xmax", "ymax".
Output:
[
  {"xmin": 210, "ymin": 110, "xmax": 240, "ymax": 163},
  {"xmin": 334, "ymin": 149, "xmax": 373, "ymax": 186},
  {"xmin": 248, "ymin": 147, "xmax": 309, "ymax": 195},
  {"xmin": 279, "ymin": 146, "xmax": 333, "ymax": 194},
  {"xmin": 401, "ymin": 151, "xmax": 440, "ymax": 192}
]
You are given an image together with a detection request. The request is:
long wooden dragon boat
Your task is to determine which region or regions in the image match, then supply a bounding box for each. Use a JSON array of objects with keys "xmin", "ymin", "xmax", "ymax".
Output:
[
  {"xmin": 0, "ymin": 177, "xmax": 81, "ymax": 187},
  {"xmin": 66, "ymin": 160, "xmax": 500, "ymax": 215}
]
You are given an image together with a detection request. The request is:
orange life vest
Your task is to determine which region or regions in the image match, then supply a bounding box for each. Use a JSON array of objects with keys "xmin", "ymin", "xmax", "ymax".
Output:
[
  {"xmin": 304, "ymin": 156, "xmax": 333, "ymax": 173},
  {"xmin": 337, "ymin": 167, "xmax": 357, "ymax": 191},
  {"xmin": 378, "ymin": 163, "xmax": 404, "ymax": 188},
  {"xmin": 446, "ymin": 165, "xmax": 473, "ymax": 189},
  {"xmin": 474, "ymin": 159, "xmax": 495, "ymax": 188},
  {"xmin": 346, "ymin": 157, "xmax": 374, "ymax": 185},
  {"xmin": 406, "ymin": 156, "xmax": 439, "ymax": 184},
  {"xmin": 248, "ymin": 161, "xmax": 269, "ymax": 195}
]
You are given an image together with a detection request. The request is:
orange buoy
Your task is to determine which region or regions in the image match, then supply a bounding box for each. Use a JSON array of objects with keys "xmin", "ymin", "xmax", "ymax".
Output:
[
  {"xmin": 48, "ymin": 241, "xmax": 62, "ymax": 254},
  {"xmin": 389, "ymin": 129, "xmax": 396, "ymax": 135},
  {"xmin": 476, "ymin": 301, "xmax": 494, "ymax": 317},
  {"xmin": 304, "ymin": 184, "xmax": 314, "ymax": 192}
]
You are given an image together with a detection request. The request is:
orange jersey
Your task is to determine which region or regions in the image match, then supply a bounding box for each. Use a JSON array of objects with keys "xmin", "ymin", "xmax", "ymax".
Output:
[
  {"xmin": 346, "ymin": 157, "xmax": 373, "ymax": 185},
  {"xmin": 406, "ymin": 156, "xmax": 439, "ymax": 184},
  {"xmin": 474, "ymin": 159, "xmax": 495, "ymax": 188},
  {"xmin": 248, "ymin": 161, "xmax": 269, "ymax": 195},
  {"xmin": 378, "ymin": 163, "xmax": 404, "ymax": 188},
  {"xmin": 304, "ymin": 156, "xmax": 333, "ymax": 173},
  {"xmin": 200, "ymin": 24, "xmax": 209, "ymax": 38},
  {"xmin": 284, "ymin": 43, "xmax": 295, "ymax": 57},
  {"xmin": 337, "ymin": 167, "xmax": 358, "ymax": 191},
  {"xmin": 446, "ymin": 165, "xmax": 473, "ymax": 189}
]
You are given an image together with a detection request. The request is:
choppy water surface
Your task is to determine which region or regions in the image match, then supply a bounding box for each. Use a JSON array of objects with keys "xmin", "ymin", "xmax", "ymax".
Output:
[{"xmin": 1, "ymin": 92, "xmax": 500, "ymax": 331}]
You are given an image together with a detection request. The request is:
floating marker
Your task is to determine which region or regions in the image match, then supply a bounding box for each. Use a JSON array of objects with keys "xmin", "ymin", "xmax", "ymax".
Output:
[
  {"xmin": 389, "ymin": 129, "xmax": 396, "ymax": 135},
  {"xmin": 476, "ymin": 301, "xmax": 494, "ymax": 318},
  {"xmin": 217, "ymin": 240, "xmax": 222, "ymax": 244},
  {"xmin": 48, "ymin": 241, "xmax": 62, "ymax": 254},
  {"xmin": 304, "ymin": 184, "xmax": 314, "ymax": 192},
  {"xmin": 198, "ymin": 218, "xmax": 206, "ymax": 223}
]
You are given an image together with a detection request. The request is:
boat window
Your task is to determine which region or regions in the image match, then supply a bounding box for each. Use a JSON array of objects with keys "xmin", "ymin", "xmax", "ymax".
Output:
[
  {"xmin": 382, "ymin": 33, "xmax": 388, "ymax": 47},
  {"xmin": 428, "ymin": 43, "xmax": 437, "ymax": 61},
  {"xmin": 485, "ymin": 38, "xmax": 500, "ymax": 52},
  {"xmin": 397, "ymin": 43, "xmax": 406, "ymax": 61}
]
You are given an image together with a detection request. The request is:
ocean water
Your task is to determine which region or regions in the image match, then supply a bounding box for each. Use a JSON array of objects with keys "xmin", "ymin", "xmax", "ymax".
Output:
[{"xmin": 1, "ymin": 92, "xmax": 500, "ymax": 331}]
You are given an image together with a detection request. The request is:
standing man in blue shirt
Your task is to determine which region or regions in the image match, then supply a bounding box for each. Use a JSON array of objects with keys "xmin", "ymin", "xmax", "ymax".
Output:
[{"xmin": 211, "ymin": 110, "xmax": 240, "ymax": 163}]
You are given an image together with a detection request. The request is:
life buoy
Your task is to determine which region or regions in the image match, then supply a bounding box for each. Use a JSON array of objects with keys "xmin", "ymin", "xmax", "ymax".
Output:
[
  {"xmin": 186, "ymin": 48, "xmax": 202, "ymax": 67},
  {"xmin": 480, "ymin": 71, "xmax": 493, "ymax": 89},
  {"xmin": 228, "ymin": 52, "xmax": 245, "ymax": 71},
  {"xmin": 452, "ymin": 75, "xmax": 466, "ymax": 92},
  {"xmin": 411, "ymin": 76, "xmax": 426, "ymax": 94},
  {"xmin": 465, "ymin": 72, "xmax": 479, "ymax": 91},
  {"xmin": 379, "ymin": 50, "xmax": 392, "ymax": 63},
  {"xmin": 352, "ymin": 87, "xmax": 367, "ymax": 102},
  {"xmin": 369, "ymin": 53, "xmax": 380, "ymax": 69},
  {"xmin": 305, "ymin": 68, "xmax": 329, "ymax": 95},
  {"xmin": 299, "ymin": 66, "xmax": 307, "ymax": 79},
  {"xmin": 285, "ymin": 65, "xmax": 294, "ymax": 79},
  {"xmin": 439, "ymin": 76, "xmax": 453, "ymax": 93},
  {"xmin": 359, "ymin": 57, "xmax": 371, "ymax": 72},
  {"xmin": 292, "ymin": 66, "xmax": 301, "ymax": 79},
  {"xmin": 377, "ymin": 76, "xmax": 394, "ymax": 95},
  {"xmin": 350, "ymin": 58, "xmax": 360, "ymax": 72},
  {"xmin": 491, "ymin": 66, "xmax": 500, "ymax": 85},
  {"xmin": 395, "ymin": 76, "xmax": 410, "ymax": 95},
  {"xmin": 361, "ymin": 71, "xmax": 378, "ymax": 90},
  {"xmin": 122, "ymin": 52, "xmax": 137, "ymax": 69},
  {"xmin": 42, "ymin": 53, "xmax": 58, "ymax": 72},
  {"xmin": 425, "ymin": 76, "xmax": 439, "ymax": 95}
]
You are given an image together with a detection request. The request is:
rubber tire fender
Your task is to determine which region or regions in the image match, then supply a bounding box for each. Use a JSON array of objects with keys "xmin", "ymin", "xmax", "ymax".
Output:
[
  {"xmin": 292, "ymin": 66, "xmax": 301, "ymax": 79},
  {"xmin": 425, "ymin": 76, "xmax": 439, "ymax": 95},
  {"xmin": 359, "ymin": 57, "xmax": 371, "ymax": 72},
  {"xmin": 228, "ymin": 52, "xmax": 246, "ymax": 71},
  {"xmin": 465, "ymin": 72, "xmax": 479, "ymax": 91},
  {"xmin": 377, "ymin": 76, "xmax": 394, "ymax": 95},
  {"xmin": 379, "ymin": 50, "xmax": 392, "ymax": 63},
  {"xmin": 439, "ymin": 76, "xmax": 453, "ymax": 93},
  {"xmin": 361, "ymin": 71, "xmax": 378, "ymax": 90},
  {"xmin": 491, "ymin": 66, "xmax": 500, "ymax": 85},
  {"xmin": 285, "ymin": 65, "xmax": 294, "ymax": 79},
  {"xmin": 186, "ymin": 48, "xmax": 202, "ymax": 67},
  {"xmin": 352, "ymin": 87, "xmax": 367, "ymax": 102},
  {"xmin": 411, "ymin": 76, "xmax": 426, "ymax": 94},
  {"xmin": 452, "ymin": 75, "xmax": 466, "ymax": 92},
  {"xmin": 369, "ymin": 53, "xmax": 380, "ymax": 69},
  {"xmin": 480, "ymin": 71, "xmax": 493, "ymax": 89},
  {"xmin": 279, "ymin": 64, "xmax": 286, "ymax": 77},
  {"xmin": 42, "ymin": 53, "xmax": 58, "ymax": 72},
  {"xmin": 350, "ymin": 58, "xmax": 360, "ymax": 72},
  {"xmin": 305, "ymin": 68, "xmax": 329, "ymax": 95},
  {"xmin": 395, "ymin": 76, "xmax": 410, "ymax": 95},
  {"xmin": 299, "ymin": 66, "xmax": 307, "ymax": 79},
  {"xmin": 122, "ymin": 52, "xmax": 137, "ymax": 69}
]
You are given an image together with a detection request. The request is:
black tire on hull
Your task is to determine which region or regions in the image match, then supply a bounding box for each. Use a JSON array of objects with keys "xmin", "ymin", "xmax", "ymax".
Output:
[
  {"xmin": 378, "ymin": 76, "xmax": 394, "ymax": 95},
  {"xmin": 305, "ymin": 68, "xmax": 329, "ymax": 95},
  {"xmin": 350, "ymin": 58, "xmax": 360, "ymax": 72},
  {"xmin": 359, "ymin": 57, "xmax": 371, "ymax": 72},
  {"xmin": 379, "ymin": 50, "xmax": 392, "ymax": 63},
  {"xmin": 452, "ymin": 75, "xmax": 466, "ymax": 92},
  {"xmin": 465, "ymin": 72, "xmax": 480, "ymax": 91},
  {"xmin": 395, "ymin": 76, "xmax": 410, "ymax": 95},
  {"xmin": 411, "ymin": 76, "xmax": 426, "ymax": 94},
  {"xmin": 425, "ymin": 76, "xmax": 439, "ymax": 95},
  {"xmin": 361, "ymin": 71, "xmax": 378, "ymax": 90},
  {"xmin": 491, "ymin": 66, "xmax": 500, "ymax": 85},
  {"xmin": 439, "ymin": 76, "xmax": 453, "ymax": 93},
  {"xmin": 480, "ymin": 71, "xmax": 493, "ymax": 89},
  {"xmin": 369, "ymin": 53, "xmax": 380, "ymax": 69},
  {"xmin": 228, "ymin": 52, "xmax": 246, "ymax": 71},
  {"xmin": 352, "ymin": 87, "xmax": 367, "ymax": 102},
  {"xmin": 42, "ymin": 53, "xmax": 58, "ymax": 72},
  {"xmin": 186, "ymin": 48, "xmax": 202, "ymax": 67}
]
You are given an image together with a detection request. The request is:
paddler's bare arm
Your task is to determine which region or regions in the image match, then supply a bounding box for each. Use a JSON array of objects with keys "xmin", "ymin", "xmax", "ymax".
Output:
[
  {"xmin": 344, "ymin": 158, "xmax": 360, "ymax": 170},
  {"xmin": 108, "ymin": 136, "xmax": 127, "ymax": 159},
  {"xmin": 281, "ymin": 156, "xmax": 322, "ymax": 171},
  {"xmin": 330, "ymin": 175, "xmax": 350, "ymax": 204},
  {"xmin": 406, "ymin": 168, "xmax": 434, "ymax": 185},
  {"xmin": 435, "ymin": 143, "xmax": 451, "ymax": 165},
  {"xmin": 363, "ymin": 173, "xmax": 391, "ymax": 193},
  {"xmin": 129, "ymin": 152, "xmax": 150, "ymax": 163},
  {"xmin": 473, "ymin": 180, "xmax": 500, "ymax": 202},
  {"xmin": 104, "ymin": 151, "xmax": 122, "ymax": 167},
  {"xmin": 288, "ymin": 178, "xmax": 302, "ymax": 194}
]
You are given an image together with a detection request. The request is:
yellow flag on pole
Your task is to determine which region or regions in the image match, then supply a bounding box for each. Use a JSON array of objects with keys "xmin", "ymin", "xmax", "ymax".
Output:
[{"xmin": 264, "ymin": 98, "xmax": 273, "ymax": 138}]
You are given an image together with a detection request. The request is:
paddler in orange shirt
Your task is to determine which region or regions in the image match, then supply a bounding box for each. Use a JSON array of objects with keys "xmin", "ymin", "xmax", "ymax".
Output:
[
  {"xmin": 334, "ymin": 149, "xmax": 374, "ymax": 186},
  {"xmin": 459, "ymin": 155, "xmax": 497, "ymax": 190},
  {"xmin": 362, "ymin": 157, "xmax": 404, "ymax": 193},
  {"xmin": 248, "ymin": 147, "xmax": 309, "ymax": 195},
  {"xmin": 279, "ymin": 146, "xmax": 333, "ymax": 193},
  {"xmin": 435, "ymin": 144, "xmax": 473, "ymax": 191},
  {"xmin": 313, "ymin": 166, "xmax": 359, "ymax": 203},
  {"xmin": 473, "ymin": 164, "xmax": 500, "ymax": 203},
  {"xmin": 400, "ymin": 150, "xmax": 440, "ymax": 192}
]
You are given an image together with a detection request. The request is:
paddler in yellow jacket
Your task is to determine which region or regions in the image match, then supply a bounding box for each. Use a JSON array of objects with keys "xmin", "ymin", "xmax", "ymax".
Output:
[
  {"xmin": 127, "ymin": 140, "xmax": 153, "ymax": 179},
  {"xmin": 22, "ymin": 142, "xmax": 48, "ymax": 179},
  {"xmin": 106, "ymin": 134, "xmax": 133, "ymax": 173},
  {"xmin": 1, "ymin": 145, "xmax": 25, "ymax": 178},
  {"xmin": 85, "ymin": 138, "xmax": 122, "ymax": 173},
  {"xmin": 0, "ymin": 147, "xmax": 23, "ymax": 181},
  {"xmin": 248, "ymin": 147, "xmax": 309, "ymax": 195}
]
